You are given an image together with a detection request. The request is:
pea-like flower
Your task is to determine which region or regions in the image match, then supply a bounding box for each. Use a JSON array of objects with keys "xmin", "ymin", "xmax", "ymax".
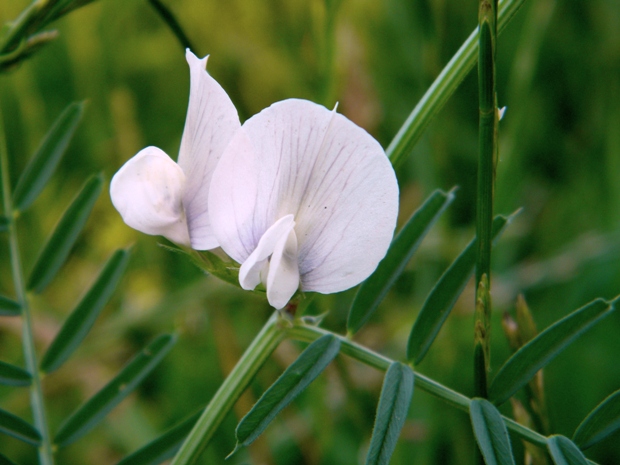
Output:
[
  {"xmin": 110, "ymin": 50, "xmax": 240, "ymax": 249},
  {"xmin": 208, "ymin": 99, "xmax": 399, "ymax": 309}
]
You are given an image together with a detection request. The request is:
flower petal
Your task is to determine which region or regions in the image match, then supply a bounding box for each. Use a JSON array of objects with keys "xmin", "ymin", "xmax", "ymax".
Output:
[
  {"xmin": 239, "ymin": 214, "xmax": 295, "ymax": 291},
  {"xmin": 110, "ymin": 146, "xmax": 190, "ymax": 245},
  {"xmin": 209, "ymin": 99, "xmax": 399, "ymax": 298},
  {"xmin": 178, "ymin": 49, "xmax": 241, "ymax": 250},
  {"xmin": 266, "ymin": 227, "xmax": 300, "ymax": 309}
]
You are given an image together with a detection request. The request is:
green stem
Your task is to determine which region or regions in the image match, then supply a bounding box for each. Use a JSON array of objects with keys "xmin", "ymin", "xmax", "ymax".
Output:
[
  {"xmin": 287, "ymin": 323, "xmax": 551, "ymax": 450},
  {"xmin": 0, "ymin": 108, "xmax": 54, "ymax": 463},
  {"xmin": 147, "ymin": 0, "xmax": 196, "ymax": 53},
  {"xmin": 386, "ymin": 0, "xmax": 525, "ymax": 168},
  {"xmin": 170, "ymin": 311, "xmax": 286, "ymax": 465},
  {"xmin": 474, "ymin": 0, "xmax": 498, "ymax": 401}
]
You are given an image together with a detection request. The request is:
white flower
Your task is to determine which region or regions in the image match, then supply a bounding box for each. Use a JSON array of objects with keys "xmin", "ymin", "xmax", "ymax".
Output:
[
  {"xmin": 110, "ymin": 50, "xmax": 240, "ymax": 249},
  {"xmin": 208, "ymin": 99, "xmax": 399, "ymax": 309}
]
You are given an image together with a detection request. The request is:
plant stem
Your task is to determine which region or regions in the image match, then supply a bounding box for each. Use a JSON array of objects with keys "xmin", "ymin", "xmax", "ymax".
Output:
[
  {"xmin": 287, "ymin": 323, "xmax": 551, "ymax": 449},
  {"xmin": 474, "ymin": 0, "xmax": 498, "ymax": 401},
  {"xmin": 386, "ymin": 0, "xmax": 525, "ymax": 168},
  {"xmin": 0, "ymin": 109, "xmax": 54, "ymax": 463},
  {"xmin": 170, "ymin": 311, "xmax": 286, "ymax": 465},
  {"xmin": 147, "ymin": 0, "xmax": 196, "ymax": 53}
]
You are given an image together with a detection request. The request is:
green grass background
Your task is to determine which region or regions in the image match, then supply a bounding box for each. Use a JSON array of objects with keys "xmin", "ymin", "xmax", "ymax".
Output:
[{"xmin": 1, "ymin": 0, "xmax": 620, "ymax": 463}]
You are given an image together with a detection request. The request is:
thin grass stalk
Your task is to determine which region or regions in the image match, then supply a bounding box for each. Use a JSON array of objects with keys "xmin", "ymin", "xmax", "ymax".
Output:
[
  {"xmin": 474, "ymin": 0, "xmax": 498, "ymax": 402},
  {"xmin": 386, "ymin": 0, "xmax": 525, "ymax": 168},
  {"xmin": 0, "ymin": 110, "xmax": 54, "ymax": 464}
]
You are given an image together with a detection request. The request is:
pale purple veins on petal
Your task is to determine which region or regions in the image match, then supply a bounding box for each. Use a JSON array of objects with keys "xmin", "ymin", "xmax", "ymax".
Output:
[{"xmin": 209, "ymin": 98, "xmax": 399, "ymax": 307}]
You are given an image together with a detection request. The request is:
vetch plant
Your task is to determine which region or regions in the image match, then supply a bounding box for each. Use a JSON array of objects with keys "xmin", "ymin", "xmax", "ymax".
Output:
[{"xmin": 2, "ymin": 0, "xmax": 620, "ymax": 464}]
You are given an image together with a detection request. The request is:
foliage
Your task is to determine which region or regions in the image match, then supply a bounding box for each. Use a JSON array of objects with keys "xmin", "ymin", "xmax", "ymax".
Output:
[{"xmin": 1, "ymin": 0, "xmax": 620, "ymax": 464}]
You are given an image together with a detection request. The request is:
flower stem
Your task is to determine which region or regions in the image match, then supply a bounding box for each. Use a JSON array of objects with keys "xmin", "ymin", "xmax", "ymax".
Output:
[
  {"xmin": 386, "ymin": 0, "xmax": 526, "ymax": 168},
  {"xmin": 0, "ymin": 108, "xmax": 54, "ymax": 464},
  {"xmin": 170, "ymin": 311, "xmax": 286, "ymax": 465}
]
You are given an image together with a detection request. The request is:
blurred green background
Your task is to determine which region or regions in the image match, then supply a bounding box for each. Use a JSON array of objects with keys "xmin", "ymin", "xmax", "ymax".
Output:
[{"xmin": 1, "ymin": 0, "xmax": 620, "ymax": 463}]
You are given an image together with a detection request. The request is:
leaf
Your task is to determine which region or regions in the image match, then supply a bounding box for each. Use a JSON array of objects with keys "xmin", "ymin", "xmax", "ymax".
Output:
[
  {"xmin": 13, "ymin": 102, "xmax": 85, "ymax": 212},
  {"xmin": 547, "ymin": 435, "xmax": 588, "ymax": 465},
  {"xmin": 0, "ymin": 295, "xmax": 21, "ymax": 316},
  {"xmin": 53, "ymin": 333, "xmax": 177, "ymax": 447},
  {"xmin": 233, "ymin": 334, "xmax": 341, "ymax": 454},
  {"xmin": 0, "ymin": 361, "xmax": 31, "ymax": 386},
  {"xmin": 0, "ymin": 407, "xmax": 41, "ymax": 445},
  {"xmin": 489, "ymin": 297, "xmax": 618, "ymax": 406},
  {"xmin": 116, "ymin": 410, "xmax": 201, "ymax": 465},
  {"xmin": 573, "ymin": 388, "xmax": 620, "ymax": 449},
  {"xmin": 407, "ymin": 213, "xmax": 513, "ymax": 365},
  {"xmin": 469, "ymin": 398, "xmax": 516, "ymax": 465},
  {"xmin": 347, "ymin": 189, "xmax": 455, "ymax": 335},
  {"xmin": 40, "ymin": 249, "xmax": 131, "ymax": 374},
  {"xmin": 27, "ymin": 173, "xmax": 104, "ymax": 293},
  {"xmin": 0, "ymin": 215, "xmax": 8, "ymax": 232},
  {"xmin": 365, "ymin": 362, "xmax": 414, "ymax": 465}
]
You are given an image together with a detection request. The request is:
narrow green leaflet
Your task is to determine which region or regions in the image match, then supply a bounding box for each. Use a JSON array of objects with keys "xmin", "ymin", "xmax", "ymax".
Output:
[
  {"xmin": 0, "ymin": 360, "xmax": 31, "ymax": 386},
  {"xmin": 469, "ymin": 398, "xmax": 516, "ymax": 465},
  {"xmin": 117, "ymin": 410, "xmax": 201, "ymax": 465},
  {"xmin": 233, "ymin": 334, "xmax": 341, "ymax": 454},
  {"xmin": 40, "ymin": 249, "xmax": 131, "ymax": 373},
  {"xmin": 0, "ymin": 452, "xmax": 18, "ymax": 465},
  {"xmin": 27, "ymin": 173, "xmax": 103, "ymax": 293},
  {"xmin": 407, "ymin": 214, "xmax": 512, "ymax": 365},
  {"xmin": 547, "ymin": 435, "xmax": 588, "ymax": 465},
  {"xmin": 53, "ymin": 333, "xmax": 177, "ymax": 447},
  {"xmin": 0, "ymin": 407, "xmax": 41, "ymax": 445},
  {"xmin": 573, "ymin": 389, "xmax": 620, "ymax": 449},
  {"xmin": 12, "ymin": 102, "xmax": 84, "ymax": 212},
  {"xmin": 0, "ymin": 215, "xmax": 8, "ymax": 232},
  {"xmin": 0, "ymin": 295, "xmax": 21, "ymax": 316},
  {"xmin": 489, "ymin": 297, "xmax": 619, "ymax": 406},
  {"xmin": 365, "ymin": 362, "xmax": 414, "ymax": 465},
  {"xmin": 347, "ymin": 189, "xmax": 455, "ymax": 335}
]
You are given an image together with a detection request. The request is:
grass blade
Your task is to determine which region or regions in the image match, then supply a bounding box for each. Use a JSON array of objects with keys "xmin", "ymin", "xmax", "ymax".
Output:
[
  {"xmin": 117, "ymin": 410, "xmax": 202, "ymax": 465},
  {"xmin": 27, "ymin": 173, "xmax": 103, "ymax": 293},
  {"xmin": 347, "ymin": 188, "xmax": 455, "ymax": 335},
  {"xmin": 0, "ymin": 407, "xmax": 41, "ymax": 445},
  {"xmin": 489, "ymin": 297, "xmax": 619, "ymax": 406},
  {"xmin": 407, "ymin": 214, "xmax": 513, "ymax": 365},
  {"xmin": 547, "ymin": 435, "xmax": 588, "ymax": 465},
  {"xmin": 0, "ymin": 215, "xmax": 8, "ymax": 232},
  {"xmin": 365, "ymin": 362, "xmax": 414, "ymax": 465},
  {"xmin": 53, "ymin": 333, "xmax": 177, "ymax": 447},
  {"xmin": 13, "ymin": 102, "xmax": 84, "ymax": 212},
  {"xmin": 233, "ymin": 334, "xmax": 340, "ymax": 454},
  {"xmin": 0, "ymin": 361, "xmax": 31, "ymax": 386},
  {"xmin": 573, "ymin": 389, "xmax": 620, "ymax": 449},
  {"xmin": 0, "ymin": 295, "xmax": 21, "ymax": 316},
  {"xmin": 40, "ymin": 249, "xmax": 131, "ymax": 374},
  {"xmin": 470, "ymin": 398, "xmax": 515, "ymax": 465}
]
